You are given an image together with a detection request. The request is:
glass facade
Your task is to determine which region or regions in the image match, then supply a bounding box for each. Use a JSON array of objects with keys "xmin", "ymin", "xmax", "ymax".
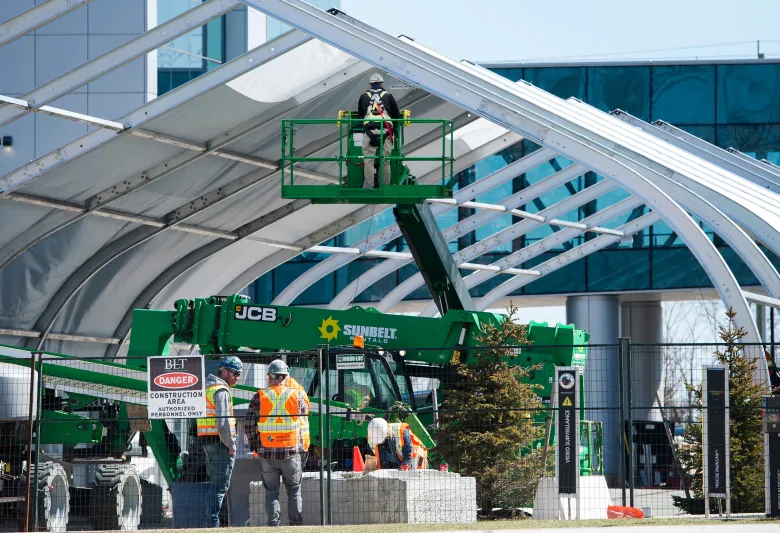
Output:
[{"xmin": 247, "ymin": 61, "xmax": 780, "ymax": 306}]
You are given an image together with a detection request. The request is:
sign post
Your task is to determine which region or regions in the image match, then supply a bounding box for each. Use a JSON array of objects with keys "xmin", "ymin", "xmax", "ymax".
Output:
[
  {"xmin": 702, "ymin": 366, "xmax": 730, "ymax": 518},
  {"xmin": 556, "ymin": 366, "xmax": 580, "ymax": 519},
  {"xmin": 147, "ymin": 355, "xmax": 206, "ymax": 420},
  {"xmin": 763, "ymin": 395, "xmax": 780, "ymax": 517}
]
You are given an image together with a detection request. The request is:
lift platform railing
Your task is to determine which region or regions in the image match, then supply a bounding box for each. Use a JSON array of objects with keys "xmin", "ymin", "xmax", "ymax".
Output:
[{"xmin": 280, "ymin": 114, "xmax": 455, "ymax": 204}]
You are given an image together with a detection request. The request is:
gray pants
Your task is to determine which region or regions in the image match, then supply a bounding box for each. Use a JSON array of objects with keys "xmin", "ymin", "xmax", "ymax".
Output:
[
  {"xmin": 362, "ymin": 131, "xmax": 392, "ymax": 188},
  {"xmin": 202, "ymin": 442, "xmax": 235, "ymax": 528},
  {"xmin": 259, "ymin": 453, "xmax": 304, "ymax": 526}
]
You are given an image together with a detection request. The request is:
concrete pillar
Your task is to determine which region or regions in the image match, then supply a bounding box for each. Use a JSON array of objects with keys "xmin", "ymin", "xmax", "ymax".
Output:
[
  {"xmin": 620, "ymin": 301, "xmax": 663, "ymax": 422},
  {"xmin": 566, "ymin": 295, "xmax": 620, "ymax": 478}
]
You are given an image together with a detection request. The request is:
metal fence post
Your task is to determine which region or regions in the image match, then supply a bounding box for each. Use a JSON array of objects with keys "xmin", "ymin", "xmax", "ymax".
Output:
[
  {"xmin": 33, "ymin": 352, "xmax": 44, "ymax": 532},
  {"xmin": 324, "ymin": 345, "xmax": 332, "ymax": 525},
  {"xmin": 617, "ymin": 340, "xmax": 626, "ymax": 506},
  {"xmin": 23, "ymin": 353, "xmax": 36, "ymax": 532},
  {"xmin": 619, "ymin": 337, "xmax": 635, "ymax": 508},
  {"xmin": 317, "ymin": 345, "xmax": 325, "ymax": 526}
]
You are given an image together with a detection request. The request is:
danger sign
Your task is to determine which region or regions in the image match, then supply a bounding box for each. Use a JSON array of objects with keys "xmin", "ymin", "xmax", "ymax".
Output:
[{"xmin": 147, "ymin": 356, "xmax": 206, "ymax": 419}]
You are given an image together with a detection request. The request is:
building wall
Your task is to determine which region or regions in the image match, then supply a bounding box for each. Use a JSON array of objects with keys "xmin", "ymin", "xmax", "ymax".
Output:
[{"xmin": 0, "ymin": 0, "xmax": 155, "ymax": 176}]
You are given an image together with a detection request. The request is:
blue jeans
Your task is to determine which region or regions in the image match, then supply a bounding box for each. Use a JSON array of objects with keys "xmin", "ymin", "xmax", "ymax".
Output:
[
  {"xmin": 203, "ymin": 442, "xmax": 235, "ymax": 527},
  {"xmin": 259, "ymin": 453, "xmax": 304, "ymax": 526}
]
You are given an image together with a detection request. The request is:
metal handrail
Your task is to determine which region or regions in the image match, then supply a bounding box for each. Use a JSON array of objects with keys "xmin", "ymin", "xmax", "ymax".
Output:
[{"xmin": 281, "ymin": 117, "xmax": 454, "ymax": 191}]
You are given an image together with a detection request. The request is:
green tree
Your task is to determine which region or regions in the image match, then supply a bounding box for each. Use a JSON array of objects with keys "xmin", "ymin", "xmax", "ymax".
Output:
[
  {"xmin": 435, "ymin": 304, "xmax": 545, "ymax": 517},
  {"xmin": 673, "ymin": 308, "xmax": 768, "ymax": 514}
]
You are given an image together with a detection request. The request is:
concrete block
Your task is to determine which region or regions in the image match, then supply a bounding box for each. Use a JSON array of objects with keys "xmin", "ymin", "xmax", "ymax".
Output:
[
  {"xmin": 248, "ymin": 470, "xmax": 476, "ymax": 526},
  {"xmin": 532, "ymin": 476, "xmax": 613, "ymax": 520}
]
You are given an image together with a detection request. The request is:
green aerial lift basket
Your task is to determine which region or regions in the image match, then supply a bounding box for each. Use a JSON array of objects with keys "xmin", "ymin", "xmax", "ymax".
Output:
[{"xmin": 280, "ymin": 110, "xmax": 455, "ymax": 204}]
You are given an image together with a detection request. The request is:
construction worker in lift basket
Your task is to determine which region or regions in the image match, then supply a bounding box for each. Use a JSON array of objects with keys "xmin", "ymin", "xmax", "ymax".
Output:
[
  {"xmin": 358, "ymin": 72, "xmax": 402, "ymax": 189},
  {"xmin": 245, "ymin": 359, "xmax": 310, "ymax": 527},
  {"xmin": 366, "ymin": 417, "xmax": 427, "ymax": 471},
  {"xmin": 195, "ymin": 355, "xmax": 243, "ymax": 528}
]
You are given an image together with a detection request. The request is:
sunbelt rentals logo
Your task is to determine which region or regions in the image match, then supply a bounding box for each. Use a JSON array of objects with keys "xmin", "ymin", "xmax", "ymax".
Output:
[
  {"xmin": 318, "ymin": 316, "xmax": 341, "ymax": 342},
  {"xmin": 317, "ymin": 317, "xmax": 399, "ymax": 344}
]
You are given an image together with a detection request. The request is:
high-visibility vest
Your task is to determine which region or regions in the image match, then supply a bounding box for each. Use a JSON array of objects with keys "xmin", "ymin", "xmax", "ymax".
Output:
[
  {"xmin": 196, "ymin": 383, "xmax": 235, "ymax": 438},
  {"xmin": 374, "ymin": 422, "xmax": 427, "ymax": 469},
  {"xmin": 286, "ymin": 377, "xmax": 310, "ymax": 451},
  {"xmin": 256, "ymin": 384, "xmax": 305, "ymax": 450}
]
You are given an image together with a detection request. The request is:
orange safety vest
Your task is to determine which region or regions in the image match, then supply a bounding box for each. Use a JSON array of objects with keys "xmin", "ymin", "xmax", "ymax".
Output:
[
  {"xmin": 196, "ymin": 383, "xmax": 235, "ymax": 438},
  {"xmin": 374, "ymin": 422, "xmax": 427, "ymax": 469},
  {"xmin": 256, "ymin": 382, "xmax": 307, "ymax": 451}
]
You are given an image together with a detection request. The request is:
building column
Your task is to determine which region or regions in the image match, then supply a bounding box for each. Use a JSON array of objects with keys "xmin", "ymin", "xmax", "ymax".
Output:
[
  {"xmin": 620, "ymin": 301, "xmax": 663, "ymax": 422},
  {"xmin": 566, "ymin": 295, "xmax": 620, "ymax": 479}
]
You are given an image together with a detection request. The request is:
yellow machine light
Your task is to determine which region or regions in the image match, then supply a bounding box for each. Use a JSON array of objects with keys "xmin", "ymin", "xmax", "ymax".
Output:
[
  {"xmin": 337, "ymin": 109, "xmax": 350, "ymax": 127},
  {"xmin": 402, "ymin": 109, "xmax": 411, "ymax": 127},
  {"xmin": 353, "ymin": 335, "xmax": 365, "ymax": 348}
]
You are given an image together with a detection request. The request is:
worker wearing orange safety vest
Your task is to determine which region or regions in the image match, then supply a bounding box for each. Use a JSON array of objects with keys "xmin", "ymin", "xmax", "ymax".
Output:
[
  {"xmin": 357, "ymin": 72, "xmax": 401, "ymax": 189},
  {"xmin": 367, "ymin": 417, "xmax": 427, "ymax": 471},
  {"xmin": 196, "ymin": 355, "xmax": 242, "ymax": 528},
  {"xmin": 245, "ymin": 359, "xmax": 309, "ymax": 527}
]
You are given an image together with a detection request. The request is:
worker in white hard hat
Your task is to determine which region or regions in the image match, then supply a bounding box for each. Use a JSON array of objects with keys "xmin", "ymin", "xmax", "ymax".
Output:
[
  {"xmin": 366, "ymin": 417, "xmax": 427, "ymax": 471},
  {"xmin": 245, "ymin": 359, "xmax": 310, "ymax": 527},
  {"xmin": 357, "ymin": 72, "xmax": 401, "ymax": 189}
]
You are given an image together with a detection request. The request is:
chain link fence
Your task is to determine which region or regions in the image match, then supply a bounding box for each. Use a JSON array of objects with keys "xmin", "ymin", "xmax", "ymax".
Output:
[{"xmin": 0, "ymin": 341, "xmax": 776, "ymax": 530}]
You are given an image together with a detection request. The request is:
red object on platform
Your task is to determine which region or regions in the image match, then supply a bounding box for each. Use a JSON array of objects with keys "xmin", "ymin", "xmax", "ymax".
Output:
[
  {"xmin": 353, "ymin": 446, "xmax": 365, "ymax": 472},
  {"xmin": 607, "ymin": 506, "xmax": 644, "ymax": 519}
]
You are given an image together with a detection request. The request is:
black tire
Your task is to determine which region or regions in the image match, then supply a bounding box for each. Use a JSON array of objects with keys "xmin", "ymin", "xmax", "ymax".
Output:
[
  {"xmin": 91, "ymin": 464, "xmax": 142, "ymax": 530},
  {"xmin": 16, "ymin": 462, "xmax": 70, "ymax": 532}
]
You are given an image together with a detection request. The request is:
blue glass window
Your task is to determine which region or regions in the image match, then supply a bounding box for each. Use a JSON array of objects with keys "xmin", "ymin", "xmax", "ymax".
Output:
[
  {"xmin": 652, "ymin": 66, "xmax": 715, "ymax": 124},
  {"xmin": 716, "ymin": 125, "xmax": 780, "ymax": 161},
  {"xmin": 588, "ymin": 250, "xmax": 650, "ymax": 291},
  {"xmin": 491, "ymin": 68, "xmax": 524, "ymax": 82},
  {"xmin": 524, "ymin": 67, "xmax": 586, "ymax": 100},
  {"xmin": 717, "ymin": 64, "xmax": 780, "ymax": 124},
  {"xmin": 587, "ymin": 67, "xmax": 651, "ymax": 120}
]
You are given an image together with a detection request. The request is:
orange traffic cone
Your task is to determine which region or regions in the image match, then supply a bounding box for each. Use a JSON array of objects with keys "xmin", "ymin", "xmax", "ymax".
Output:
[{"xmin": 353, "ymin": 446, "xmax": 365, "ymax": 472}]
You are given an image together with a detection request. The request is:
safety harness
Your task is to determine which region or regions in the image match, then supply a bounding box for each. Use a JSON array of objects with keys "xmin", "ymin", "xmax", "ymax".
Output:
[{"xmin": 363, "ymin": 88, "xmax": 394, "ymax": 147}]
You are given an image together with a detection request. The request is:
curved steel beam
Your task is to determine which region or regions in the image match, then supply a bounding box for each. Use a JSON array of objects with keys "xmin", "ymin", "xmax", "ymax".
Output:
[
  {"xmin": 476, "ymin": 213, "xmax": 662, "ymax": 310},
  {"xmin": 272, "ymin": 146, "xmax": 552, "ymax": 305}
]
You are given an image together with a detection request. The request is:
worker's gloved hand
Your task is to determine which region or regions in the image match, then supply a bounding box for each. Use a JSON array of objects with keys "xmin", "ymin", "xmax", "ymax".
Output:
[{"xmin": 399, "ymin": 464, "xmax": 411, "ymax": 471}]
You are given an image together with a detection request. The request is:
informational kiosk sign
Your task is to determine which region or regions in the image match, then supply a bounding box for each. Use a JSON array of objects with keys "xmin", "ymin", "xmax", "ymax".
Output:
[
  {"xmin": 556, "ymin": 366, "xmax": 580, "ymax": 498},
  {"xmin": 763, "ymin": 395, "xmax": 780, "ymax": 517},
  {"xmin": 147, "ymin": 356, "xmax": 206, "ymax": 420},
  {"xmin": 702, "ymin": 366, "xmax": 730, "ymax": 517}
]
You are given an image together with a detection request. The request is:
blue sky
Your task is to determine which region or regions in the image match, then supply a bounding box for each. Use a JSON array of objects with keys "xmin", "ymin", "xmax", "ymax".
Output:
[{"xmin": 340, "ymin": 0, "xmax": 780, "ymax": 63}]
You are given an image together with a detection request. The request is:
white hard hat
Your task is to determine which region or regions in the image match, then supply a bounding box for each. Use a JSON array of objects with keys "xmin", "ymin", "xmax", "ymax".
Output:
[
  {"xmin": 268, "ymin": 359, "xmax": 289, "ymax": 377},
  {"xmin": 367, "ymin": 417, "xmax": 388, "ymax": 448},
  {"xmin": 369, "ymin": 72, "xmax": 384, "ymax": 84}
]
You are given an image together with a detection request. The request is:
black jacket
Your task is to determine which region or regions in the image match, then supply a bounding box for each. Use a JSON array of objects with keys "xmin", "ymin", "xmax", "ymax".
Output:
[{"xmin": 358, "ymin": 88, "xmax": 401, "ymax": 130}]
